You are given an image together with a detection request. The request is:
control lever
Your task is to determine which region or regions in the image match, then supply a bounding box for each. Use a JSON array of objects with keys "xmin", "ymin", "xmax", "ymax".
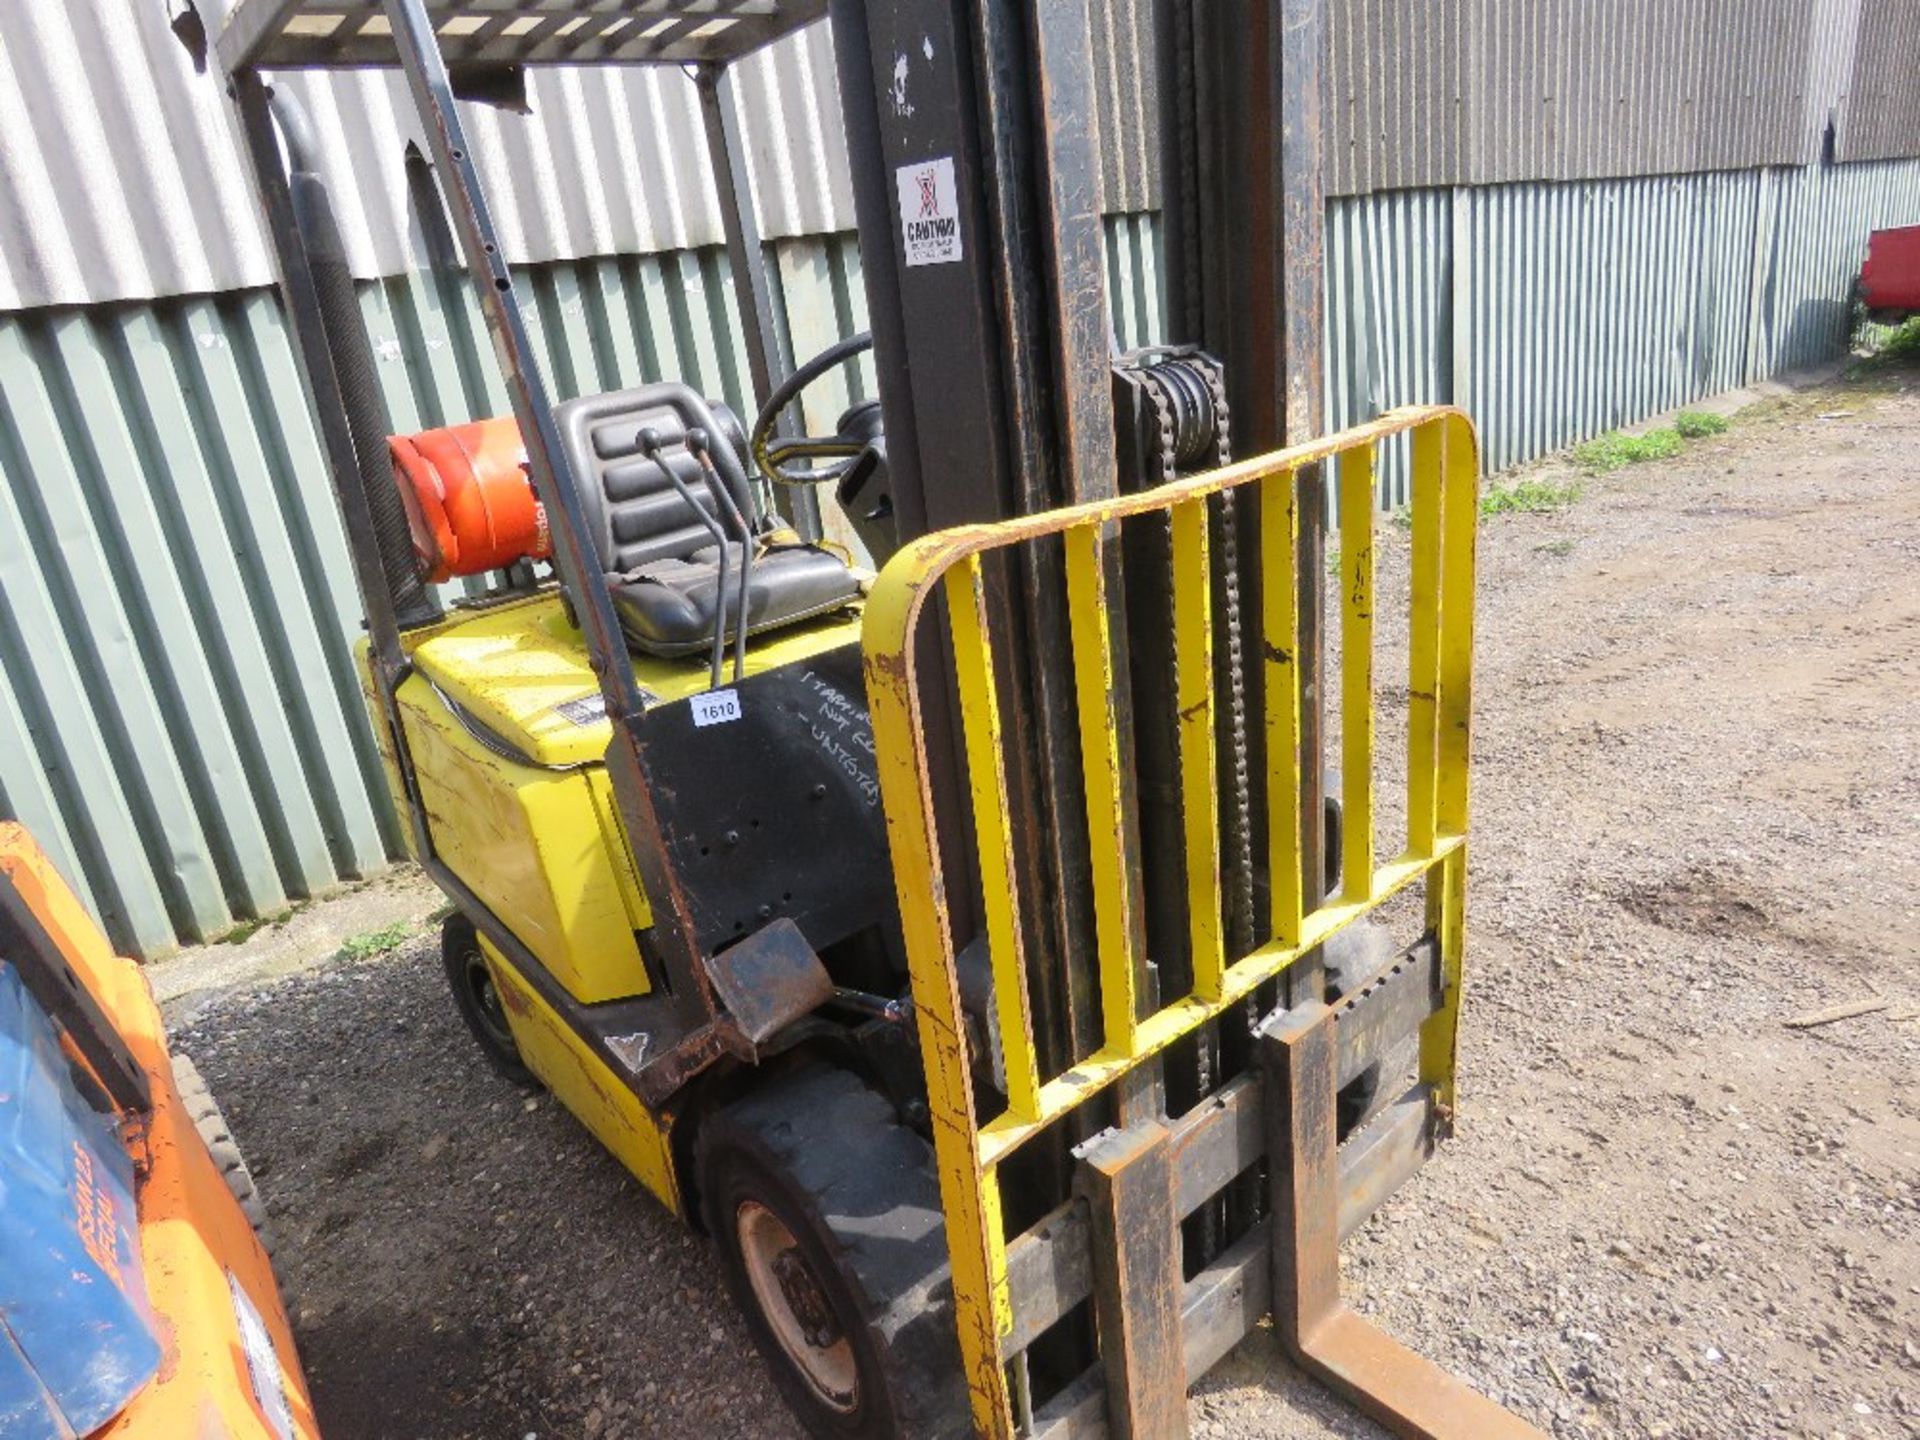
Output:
[
  {"xmin": 638, "ymin": 425, "xmax": 730, "ymax": 692},
  {"xmin": 685, "ymin": 427, "xmax": 752, "ymax": 685}
]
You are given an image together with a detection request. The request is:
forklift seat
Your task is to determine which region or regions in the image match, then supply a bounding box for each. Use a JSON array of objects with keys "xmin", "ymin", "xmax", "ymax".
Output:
[{"xmin": 554, "ymin": 383, "xmax": 861, "ymax": 659}]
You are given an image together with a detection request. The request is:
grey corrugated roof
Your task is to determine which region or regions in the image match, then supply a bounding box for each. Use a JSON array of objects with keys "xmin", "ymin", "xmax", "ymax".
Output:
[
  {"xmin": 0, "ymin": 0, "xmax": 1910, "ymax": 311},
  {"xmin": 0, "ymin": 0, "xmax": 1161, "ymax": 311},
  {"xmin": 0, "ymin": 0, "xmax": 857, "ymax": 309},
  {"xmin": 1838, "ymin": 0, "xmax": 1920, "ymax": 161}
]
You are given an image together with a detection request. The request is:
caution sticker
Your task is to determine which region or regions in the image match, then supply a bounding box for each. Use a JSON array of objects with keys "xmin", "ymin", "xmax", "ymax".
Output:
[{"xmin": 897, "ymin": 156, "xmax": 962, "ymax": 267}]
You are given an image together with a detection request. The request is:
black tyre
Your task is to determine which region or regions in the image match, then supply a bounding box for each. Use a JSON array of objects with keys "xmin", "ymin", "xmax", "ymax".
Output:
[
  {"xmin": 697, "ymin": 1066, "xmax": 969, "ymax": 1440},
  {"xmin": 440, "ymin": 913, "xmax": 536, "ymax": 1086},
  {"xmin": 172, "ymin": 1054, "xmax": 281, "ymax": 1272}
]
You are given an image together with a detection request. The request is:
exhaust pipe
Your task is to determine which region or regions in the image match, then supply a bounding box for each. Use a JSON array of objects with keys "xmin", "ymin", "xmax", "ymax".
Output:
[{"xmin": 270, "ymin": 88, "xmax": 439, "ymax": 629}]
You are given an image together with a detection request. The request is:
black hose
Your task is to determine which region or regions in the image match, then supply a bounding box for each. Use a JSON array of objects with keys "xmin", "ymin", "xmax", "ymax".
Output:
[
  {"xmin": 272, "ymin": 88, "xmax": 438, "ymax": 629},
  {"xmin": 686, "ymin": 428, "xmax": 751, "ymax": 685}
]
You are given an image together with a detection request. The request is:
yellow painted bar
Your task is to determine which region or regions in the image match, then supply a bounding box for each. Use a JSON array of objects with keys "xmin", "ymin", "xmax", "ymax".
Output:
[
  {"xmin": 944, "ymin": 558, "xmax": 1043, "ymax": 1120},
  {"xmin": 1420, "ymin": 843, "xmax": 1468, "ymax": 1121},
  {"xmin": 857, "ymin": 407, "xmax": 1481, "ymax": 1433},
  {"xmin": 1337, "ymin": 445, "xmax": 1377, "ymax": 903},
  {"xmin": 974, "ymin": 839, "xmax": 1462, "ymax": 1170},
  {"xmin": 1436, "ymin": 414, "xmax": 1480, "ymax": 839},
  {"xmin": 1406, "ymin": 422, "xmax": 1444, "ymax": 856},
  {"xmin": 1170, "ymin": 499, "xmax": 1225, "ymax": 1002},
  {"xmin": 1261, "ymin": 471, "xmax": 1304, "ymax": 946},
  {"xmin": 1064, "ymin": 526, "xmax": 1141, "ymax": 1055},
  {"xmin": 859, "ymin": 540, "xmax": 1015, "ymax": 1436}
]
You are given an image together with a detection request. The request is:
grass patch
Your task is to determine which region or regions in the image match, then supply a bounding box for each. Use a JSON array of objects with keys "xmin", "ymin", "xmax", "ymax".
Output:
[
  {"xmin": 1533, "ymin": 538, "xmax": 1576, "ymax": 557},
  {"xmin": 337, "ymin": 921, "xmax": 414, "ymax": 962},
  {"xmin": 1674, "ymin": 411, "xmax": 1731, "ymax": 439},
  {"xmin": 1571, "ymin": 428, "xmax": 1684, "ymax": 473},
  {"xmin": 1882, "ymin": 317, "xmax": 1920, "ymax": 361},
  {"xmin": 1845, "ymin": 317, "xmax": 1920, "ymax": 379},
  {"xmin": 1480, "ymin": 476, "xmax": 1584, "ymax": 516}
]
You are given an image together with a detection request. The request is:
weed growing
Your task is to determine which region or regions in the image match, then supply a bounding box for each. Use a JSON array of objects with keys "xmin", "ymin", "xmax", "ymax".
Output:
[
  {"xmin": 1869, "ymin": 316, "xmax": 1920, "ymax": 364},
  {"xmin": 1674, "ymin": 411, "xmax": 1731, "ymax": 439},
  {"xmin": 337, "ymin": 921, "xmax": 413, "ymax": 962},
  {"xmin": 1571, "ymin": 429, "xmax": 1684, "ymax": 473},
  {"xmin": 1480, "ymin": 476, "xmax": 1584, "ymax": 516}
]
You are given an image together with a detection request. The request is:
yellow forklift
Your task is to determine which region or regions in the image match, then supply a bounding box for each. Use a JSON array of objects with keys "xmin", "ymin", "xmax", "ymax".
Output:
[{"xmin": 187, "ymin": 2, "xmax": 1541, "ymax": 1436}]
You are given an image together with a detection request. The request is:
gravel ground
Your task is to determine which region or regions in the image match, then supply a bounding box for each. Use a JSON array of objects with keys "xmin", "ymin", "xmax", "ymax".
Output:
[{"xmin": 170, "ymin": 361, "xmax": 1918, "ymax": 1440}]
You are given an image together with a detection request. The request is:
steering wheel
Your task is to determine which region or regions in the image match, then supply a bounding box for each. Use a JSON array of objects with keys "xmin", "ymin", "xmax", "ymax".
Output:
[{"xmin": 750, "ymin": 332, "xmax": 875, "ymax": 488}]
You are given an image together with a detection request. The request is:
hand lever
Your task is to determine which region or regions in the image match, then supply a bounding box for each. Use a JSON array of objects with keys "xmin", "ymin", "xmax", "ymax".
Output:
[
  {"xmin": 639, "ymin": 425, "xmax": 729, "ymax": 692},
  {"xmin": 685, "ymin": 427, "xmax": 753, "ymax": 685}
]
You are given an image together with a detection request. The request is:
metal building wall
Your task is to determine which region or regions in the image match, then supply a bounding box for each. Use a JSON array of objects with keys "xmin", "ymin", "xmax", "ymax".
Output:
[
  {"xmin": 1325, "ymin": 159, "xmax": 1920, "ymax": 488},
  {"xmin": 0, "ymin": 232, "xmax": 870, "ymax": 957},
  {"xmin": 3, "ymin": 3, "xmax": 1918, "ymax": 956},
  {"xmin": 1837, "ymin": 0, "xmax": 1920, "ymax": 162},
  {"xmin": 1324, "ymin": 0, "xmax": 1834, "ymax": 195},
  {"xmin": 7, "ymin": 1, "xmax": 1905, "ymax": 309}
]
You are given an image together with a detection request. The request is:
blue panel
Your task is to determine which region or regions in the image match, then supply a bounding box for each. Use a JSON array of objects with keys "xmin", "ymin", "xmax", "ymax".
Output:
[
  {"xmin": 0, "ymin": 964, "xmax": 160, "ymax": 1438},
  {"xmin": 0, "ymin": 1328, "xmax": 62, "ymax": 1440}
]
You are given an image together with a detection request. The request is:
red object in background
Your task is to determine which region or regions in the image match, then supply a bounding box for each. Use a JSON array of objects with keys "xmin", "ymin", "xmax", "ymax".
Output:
[
  {"xmin": 1860, "ymin": 225, "xmax": 1920, "ymax": 320},
  {"xmin": 389, "ymin": 418, "xmax": 550, "ymax": 582}
]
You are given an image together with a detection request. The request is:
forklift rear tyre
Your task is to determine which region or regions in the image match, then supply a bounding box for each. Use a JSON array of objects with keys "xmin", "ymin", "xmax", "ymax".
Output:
[
  {"xmin": 698, "ymin": 1066, "xmax": 969, "ymax": 1440},
  {"xmin": 440, "ymin": 913, "xmax": 537, "ymax": 1087},
  {"xmin": 172, "ymin": 1054, "xmax": 276, "ymax": 1258}
]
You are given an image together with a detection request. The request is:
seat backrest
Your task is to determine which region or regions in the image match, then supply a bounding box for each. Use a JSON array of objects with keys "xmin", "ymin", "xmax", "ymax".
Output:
[{"xmin": 553, "ymin": 383, "xmax": 758, "ymax": 577}]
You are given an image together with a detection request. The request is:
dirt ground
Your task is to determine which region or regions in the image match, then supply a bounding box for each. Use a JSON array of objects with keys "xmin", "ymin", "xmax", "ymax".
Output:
[{"xmin": 167, "ymin": 359, "xmax": 1918, "ymax": 1440}]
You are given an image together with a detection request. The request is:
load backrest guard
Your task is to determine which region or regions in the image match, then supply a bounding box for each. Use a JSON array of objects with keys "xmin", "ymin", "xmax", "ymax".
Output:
[{"xmin": 862, "ymin": 408, "xmax": 1530, "ymax": 1438}]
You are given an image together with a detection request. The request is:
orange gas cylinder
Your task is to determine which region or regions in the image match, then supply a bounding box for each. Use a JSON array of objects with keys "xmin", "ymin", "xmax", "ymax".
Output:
[{"xmin": 389, "ymin": 417, "xmax": 550, "ymax": 581}]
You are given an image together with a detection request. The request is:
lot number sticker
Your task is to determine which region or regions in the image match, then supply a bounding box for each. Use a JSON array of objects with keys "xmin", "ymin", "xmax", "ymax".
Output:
[
  {"xmin": 691, "ymin": 689, "xmax": 742, "ymax": 727},
  {"xmin": 898, "ymin": 156, "xmax": 963, "ymax": 266}
]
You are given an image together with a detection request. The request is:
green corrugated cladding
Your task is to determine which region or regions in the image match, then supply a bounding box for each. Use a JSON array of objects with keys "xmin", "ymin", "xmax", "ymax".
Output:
[
  {"xmin": 7, "ymin": 156, "xmax": 1919, "ymax": 955},
  {"xmin": 0, "ymin": 235, "xmax": 891, "ymax": 958},
  {"xmin": 0, "ymin": 212, "xmax": 1168, "ymax": 960}
]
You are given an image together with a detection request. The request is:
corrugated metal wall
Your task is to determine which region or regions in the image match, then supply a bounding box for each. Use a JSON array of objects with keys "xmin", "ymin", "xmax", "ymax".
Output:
[
  {"xmin": 0, "ymin": 231, "xmax": 873, "ymax": 957},
  {"xmin": 1837, "ymin": 0, "xmax": 1920, "ymax": 162},
  {"xmin": 3, "ymin": 2, "xmax": 1918, "ymax": 955},
  {"xmin": 12, "ymin": 157, "xmax": 1918, "ymax": 956},
  {"xmin": 1325, "ymin": 158, "xmax": 1920, "ymax": 486},
  {"xmin": 7, "ymin": 1, "xmax": 1907, "ymax": 308},
  {"xmin": 1324, "ymin": 0, "xmax": 1834, "ymax": 194}
]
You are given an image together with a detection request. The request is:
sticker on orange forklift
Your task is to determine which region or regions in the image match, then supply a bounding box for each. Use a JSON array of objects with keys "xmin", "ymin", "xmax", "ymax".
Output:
[
  {"xmin": 690, "ymin": 689, "xmax": 742, "ymax": 727},
  {"xmin": 227, "ymin": 1271, "xmax": 296, "ymax": 1440},
  {"xmin": 898, "ymin": 156, "xmax": 962, "ymax": 266}
]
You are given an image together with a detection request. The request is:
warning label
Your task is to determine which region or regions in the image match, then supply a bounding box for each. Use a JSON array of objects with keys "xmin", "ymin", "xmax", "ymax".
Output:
[{"xmin": 897, "ymin": 156, "xmax": 963, "ymax": 267}]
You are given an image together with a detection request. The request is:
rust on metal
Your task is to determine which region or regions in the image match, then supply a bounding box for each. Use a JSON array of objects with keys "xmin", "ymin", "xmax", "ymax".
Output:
[
  {"xmin": 1260, "ymin": 1004, "xmax": 1546, "ymax": 1440},
  {"xmin": 1075, "ymin": 1122, "xmax": 1189, "ymax": 1440}
]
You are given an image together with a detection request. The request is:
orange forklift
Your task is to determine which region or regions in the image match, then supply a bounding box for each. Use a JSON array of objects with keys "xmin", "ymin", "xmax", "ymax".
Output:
[{"xmin": 0, "ymin": 822, "xmax": 317, "ymax": 1439}]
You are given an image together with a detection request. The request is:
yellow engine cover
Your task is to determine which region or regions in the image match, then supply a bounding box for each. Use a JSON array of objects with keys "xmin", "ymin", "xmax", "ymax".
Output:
[
  {"xmin": 358, "ymin": 592, "xmax": 865, "ymax": 1007},
  {"xmin": 480, "ymin": 935, "xmax": 681, "ymax": 1211}
]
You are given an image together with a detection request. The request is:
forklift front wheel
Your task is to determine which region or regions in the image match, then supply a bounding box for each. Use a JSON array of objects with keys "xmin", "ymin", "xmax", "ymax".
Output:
[
  {"xmin": 441, "ymin": 913, "xmax": 537, "ymax": 1087},
  {"xmin": 698, "ymin": 1066, "xmax": 968, "ymax": 1439}
]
